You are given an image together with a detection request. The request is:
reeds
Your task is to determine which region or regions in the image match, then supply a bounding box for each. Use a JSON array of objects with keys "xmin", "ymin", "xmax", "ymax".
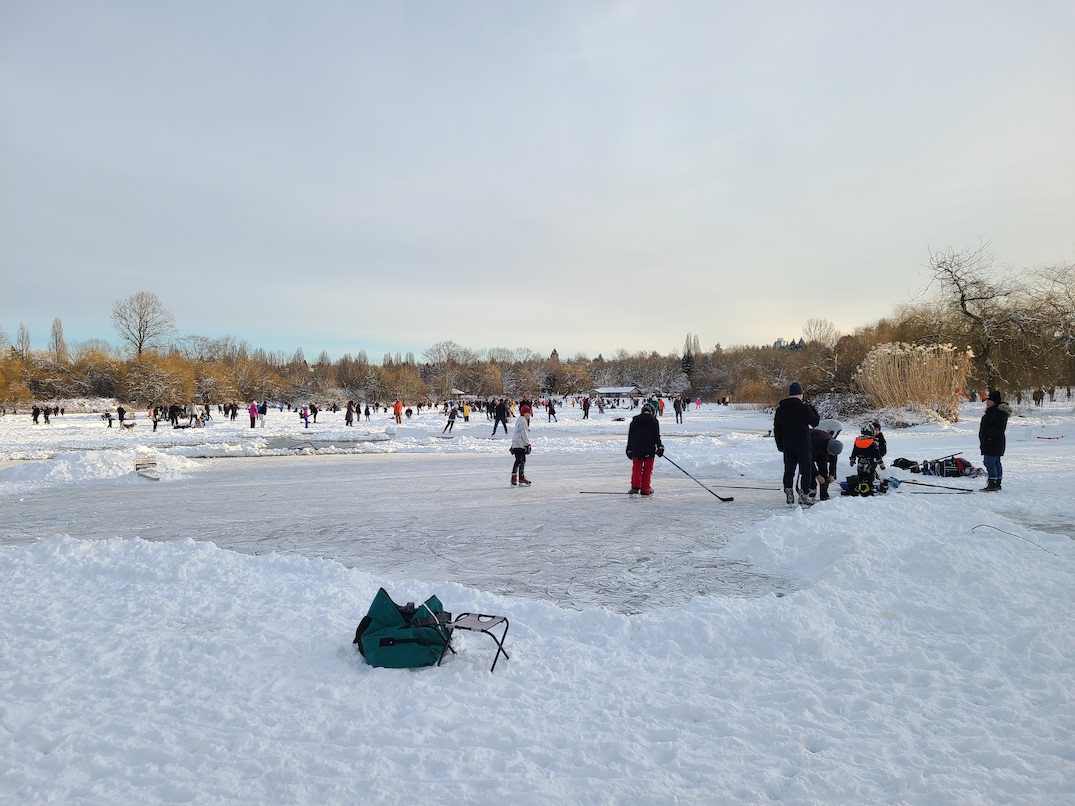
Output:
[{"xmin": 855, "ymin": 343, "xmax": 972, "ymax": 422}]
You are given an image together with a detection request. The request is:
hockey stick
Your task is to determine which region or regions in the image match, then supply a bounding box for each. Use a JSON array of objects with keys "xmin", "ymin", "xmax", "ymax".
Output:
[
  {"xmin": 662, "ymin": 455, "xmax": 734, "ymax": 502},
  {"xmin": 710, "ymin": 484, "xmax": 782, "ymax": 491},
  {"xmin": 906, "ymin": 490, "xmax": 971, "ymax": 495},
  {"xmin": 579, "ymin": 491, "xmax": 635, "ymax": 495},
  {"xmin": 888, "ymin": 476, "xmax": 975, "ymax": 492}
]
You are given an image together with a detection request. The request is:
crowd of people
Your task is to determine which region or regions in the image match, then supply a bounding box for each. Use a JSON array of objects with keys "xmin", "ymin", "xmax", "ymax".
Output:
[
  {"xmin": 15, "ymin": 385, "xmax": 1011, "ymax": 499},
  {"xmin": 774, "ymin": 381, "xmax": 1010, "ymax": 505}
]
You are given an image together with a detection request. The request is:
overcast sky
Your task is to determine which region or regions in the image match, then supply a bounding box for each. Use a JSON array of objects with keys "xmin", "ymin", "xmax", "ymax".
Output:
[{"xmin": 2, "ymin": 1, "xmax": 1073, "ymax": 362}]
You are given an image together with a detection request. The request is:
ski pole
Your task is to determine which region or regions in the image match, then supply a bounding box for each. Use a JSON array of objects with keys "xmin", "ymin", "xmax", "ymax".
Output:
[{"xmin": 662, "ymin": 455, "xmax": 734, "ymax": 502}]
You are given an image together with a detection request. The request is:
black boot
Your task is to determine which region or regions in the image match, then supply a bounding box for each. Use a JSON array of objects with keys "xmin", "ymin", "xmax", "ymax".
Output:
[
  {"xmin": 980, "ymin": 478, "xmax": 998, "ymax": 492},
  {"xmin": 995, "ymin": 478, "xmax": 1002, "ymax": 491}
]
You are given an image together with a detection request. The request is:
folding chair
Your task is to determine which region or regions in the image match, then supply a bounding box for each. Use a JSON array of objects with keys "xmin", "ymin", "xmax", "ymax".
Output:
[{"xmin": 438, "ymin": 612, "xmax": 511, "ymax": 672}]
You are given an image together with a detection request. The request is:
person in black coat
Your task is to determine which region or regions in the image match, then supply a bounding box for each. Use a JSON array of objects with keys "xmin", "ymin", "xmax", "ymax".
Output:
[
  {"xmin": 809, "ymin": 428, "xmax": 843, "ymax": 501},
  {"xmin": 626, "ymin": 403, "xmax": 664, "ymax": 495},
  {"xmin": 979, "ymin": 390, "xmax": 1011, "ymax": 491},
  {"xmin": 870, "ymin": 420, "xmax": 887, "ymax": 458},
  {"xmin": 492, "ymin": 399, "xmax": 509, "ymax": 435},
  {"xmin": 773, "ymin": 382, "xmax": 820, "ymax": 505}
]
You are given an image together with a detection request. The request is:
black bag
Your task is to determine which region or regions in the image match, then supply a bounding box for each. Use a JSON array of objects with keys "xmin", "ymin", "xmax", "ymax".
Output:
[{"xmin": 892, "ymin": 457, "xmax": 920, "ymax": 473}]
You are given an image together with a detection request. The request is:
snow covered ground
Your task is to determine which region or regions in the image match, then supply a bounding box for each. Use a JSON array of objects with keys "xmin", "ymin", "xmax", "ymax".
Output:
[{"xmin": 1, "ymin": 400, "xmax": 1073, "ymax": 804}]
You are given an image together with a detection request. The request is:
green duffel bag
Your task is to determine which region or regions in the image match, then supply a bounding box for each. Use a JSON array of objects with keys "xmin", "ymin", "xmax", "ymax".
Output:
[{"xmin": 353, "ymin": 587, "xmax": 450, "ymax": 668}]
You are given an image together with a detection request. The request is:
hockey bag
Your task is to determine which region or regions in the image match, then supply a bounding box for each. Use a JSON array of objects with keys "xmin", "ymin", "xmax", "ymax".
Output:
[
  {"xmin": 353, "ymin": 588, "xmax": 451, "ymax": 668},
  {"xmin": 920, "ymin": 456, "xmax": 985, "ymax": 478}
]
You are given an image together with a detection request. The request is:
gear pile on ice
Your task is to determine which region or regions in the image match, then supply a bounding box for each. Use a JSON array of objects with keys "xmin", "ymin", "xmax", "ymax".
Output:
[{"xmin": 891, "ymin": 453, "xmax": 987, "ymax": 478}]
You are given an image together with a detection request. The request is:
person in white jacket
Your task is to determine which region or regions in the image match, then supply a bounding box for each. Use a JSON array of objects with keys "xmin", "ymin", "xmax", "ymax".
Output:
[{"xmin": 510, "ymin": 404, "xmax": 533, "ymax": 486}]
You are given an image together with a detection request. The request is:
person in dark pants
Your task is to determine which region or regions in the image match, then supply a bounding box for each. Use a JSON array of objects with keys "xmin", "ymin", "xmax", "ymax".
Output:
[
  {"xmin": 510, "ymin": 404, "xmax": 533, "ymax": 486},
  {"xmin": 773, "ymin": 382, "xmax": 820, "ymax": 505},
  {"xmin": 849, "ymin": 426, "xmax": 886, "ymax": 492},
  {"xmin": 979, "ymin": 390, "xmax": 1011, "ymax": 491},
  {"xmin": 492, "ymin": 399, "xmax": 509, "ymax": 435},
  {"xmin": 443, "ymin": 405, "xmax": 457, "ymax": 433},
  {"xmin": 626, "ymin": 403, "xmax": 664, "ymax": 495},
  {"xmin": 809, "ymin": 428, "xmax": 843, "ymax": 501}
]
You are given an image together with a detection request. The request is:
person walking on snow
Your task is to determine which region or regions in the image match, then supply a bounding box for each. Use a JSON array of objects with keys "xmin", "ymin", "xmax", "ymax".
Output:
[
  {"xmin": 626, "ymin": 402, "xmax": 664, "ymax": 495},
  {"xmin": 492, "ymin": 399, "xmax": 509, "ymax": 435},
  {"xmin": 979, "ymin": 390, "xmax": 1011, "ymax": 491},
  {"xmin": 773, "ymin": 382, "xmax": 820, "ymax": 505},
  {"xmin": 248, "ymin": 402, "xmax": 258, "ymax": 428},
  {"xmin": 510, "ymin": 404, "xmax": 533, "ymax": 486}
]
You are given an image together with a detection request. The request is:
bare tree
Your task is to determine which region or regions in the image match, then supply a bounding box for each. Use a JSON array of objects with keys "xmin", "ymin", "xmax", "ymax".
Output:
[
  {"xmin": 924, "ymin": 242, "xmax": 1017, "ymax": 390},
  {"xmin": 111, "ymin": 292, "xmax": 176, "ymax": 358},
  {"xmin": 50, "ymin": 318, "xmax": 69, "ymax": 363},
  {"xmin": 15, "ymin": 323, "xmax": 31, "ymax": 357},
  {"xmin": 802, "ymin": 318, "xmax": 839, "ymax": 349},
  {"xmin": 423, "ymin": 340, "xmax": 474, "ymax": 397}
]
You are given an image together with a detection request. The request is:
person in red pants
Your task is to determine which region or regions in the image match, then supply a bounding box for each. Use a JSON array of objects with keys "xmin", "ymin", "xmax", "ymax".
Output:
[{"xmin": 626, "ymin": 403, "xmax": 664, "ymax": 495}]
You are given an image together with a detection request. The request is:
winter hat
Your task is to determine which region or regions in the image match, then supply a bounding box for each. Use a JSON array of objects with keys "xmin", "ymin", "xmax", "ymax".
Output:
[
  {"xmin": 641, "ymin": 403, "xmax": 655, "ymax": 415},
  {"xmin": 827, "ymin": 439, "xmax": 844, "ymax": 456},
  {"xmin": 520, "ymin": 404, "xmax": 532, "ymax": 415},
  {"xmin": 818, "ymin": 418, "xmax": 843, "ymax": 437},
  {"xmin": 788, "ymin": 382, "xmax": 804, "ymax": 396},
  {"xmin": 987, "ymin": 390, "xmax": 1002, "ymax": 404}
]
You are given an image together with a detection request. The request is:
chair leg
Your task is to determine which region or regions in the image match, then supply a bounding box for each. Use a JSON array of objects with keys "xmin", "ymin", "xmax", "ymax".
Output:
[{"xmin": 486, "ymin": 619, "xmax": 510, "ymax": 672}]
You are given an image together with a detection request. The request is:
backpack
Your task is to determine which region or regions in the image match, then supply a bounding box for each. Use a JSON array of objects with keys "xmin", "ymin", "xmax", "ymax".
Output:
[{"xmin": 353, "ymin": 588, "xmax": 451, "ymax": 668}]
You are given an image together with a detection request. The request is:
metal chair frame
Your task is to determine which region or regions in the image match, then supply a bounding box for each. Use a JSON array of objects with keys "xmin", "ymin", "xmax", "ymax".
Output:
[{"xmin": 437, "ymin": 612, "xmax": 511, "ymax": 672}]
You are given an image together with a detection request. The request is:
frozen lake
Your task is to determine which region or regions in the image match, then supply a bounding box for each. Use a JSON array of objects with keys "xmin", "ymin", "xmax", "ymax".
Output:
[{"xmin": 2, "ymin": 450, "xmax": 790, "ymax": 613}]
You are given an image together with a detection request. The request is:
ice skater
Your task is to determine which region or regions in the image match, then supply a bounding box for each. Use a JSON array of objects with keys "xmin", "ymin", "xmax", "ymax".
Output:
[
  {"xmin": 510, "ymin": 404, "xmax": 532, "ymax": 486},
  {"xmin": 626, "ymin": 402, "xmax": 664, "ymax": 495}
]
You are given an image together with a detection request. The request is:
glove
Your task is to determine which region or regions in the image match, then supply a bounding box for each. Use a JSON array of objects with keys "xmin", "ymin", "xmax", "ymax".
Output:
[
  {"xmin": 849, "ymin": 457, "xmax": 854, "ymax": 466},
  {"xmin": 879, "ymin": 462, "xmax": 886, "ymax": 470},
  {"xmin": 525, "ymin": 444, "xmax": 531, "ymax": 454},
  {"xmin": 626, "ymin": 449, "xmax": 634, "ymax": 459},
  {"xmin": 656, "ymin": 446, "xmax": 664, "ymax": 457}
]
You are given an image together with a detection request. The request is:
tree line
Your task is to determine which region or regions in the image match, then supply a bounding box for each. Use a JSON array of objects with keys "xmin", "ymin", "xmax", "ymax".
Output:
[{"xmin": 3, "ymin": 246, "xmax": 1072, "ymax": 416}]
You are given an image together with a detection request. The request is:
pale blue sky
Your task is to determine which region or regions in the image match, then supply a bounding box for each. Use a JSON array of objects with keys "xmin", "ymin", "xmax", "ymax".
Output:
[{"xmin": 2, "ymin": 1, "xmax": 1073, "ymax": 361}]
